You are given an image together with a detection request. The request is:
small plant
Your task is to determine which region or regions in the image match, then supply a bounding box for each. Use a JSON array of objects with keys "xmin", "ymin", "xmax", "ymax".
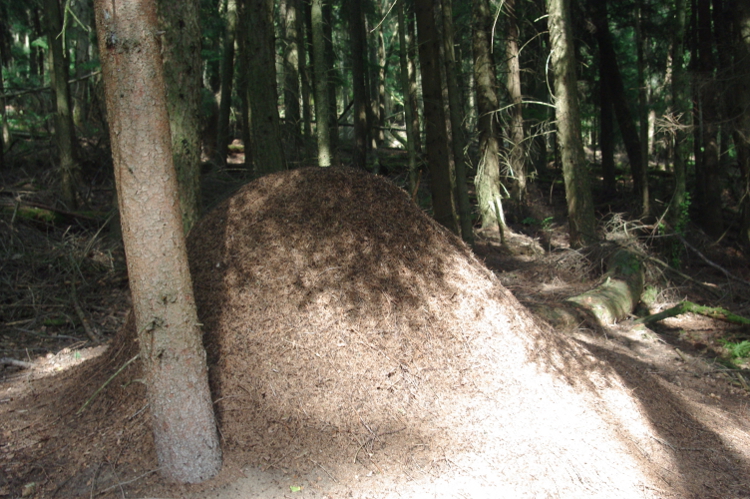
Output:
[
  {"xmin": 522, "ymin": 216, "xmax": 554, "ymax": 230},
  {"xmin": 719, "ymin": 339, "xmax": 750, "ymax": 361}
]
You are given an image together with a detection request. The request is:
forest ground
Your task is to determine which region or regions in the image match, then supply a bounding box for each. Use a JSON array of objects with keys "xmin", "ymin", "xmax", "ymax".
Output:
[{"xmin": 1, "ymin": 150, "xmax": 750, "ymax": 498}]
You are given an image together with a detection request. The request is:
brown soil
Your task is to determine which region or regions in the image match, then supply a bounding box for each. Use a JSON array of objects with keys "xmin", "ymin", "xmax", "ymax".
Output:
[{"xmin": 2, "ymin": 167, "xmax": 750, "ymax": 498}]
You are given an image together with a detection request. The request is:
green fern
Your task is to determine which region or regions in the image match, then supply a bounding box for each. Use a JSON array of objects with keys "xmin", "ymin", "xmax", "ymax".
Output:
[{"xmin": 720, "ymin": 340, "xmax": 750, "ymax": 359}]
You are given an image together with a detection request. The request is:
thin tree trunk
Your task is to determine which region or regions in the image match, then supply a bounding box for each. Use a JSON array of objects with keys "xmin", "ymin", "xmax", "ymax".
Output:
[
  {"xmin": 669, "ymin": 0, "xmax": 688, "ymax": 226},
  {"xmin": 696, "ymin": 0, "xmax": 723, "ymax": 235},
  {"xmin": 323, "ymin": 1, "xmax": 338, "ymax": 161},
  {"xmin": 157, "ymin": 0, "xmax": 203, "ymax": 232},
  {"xmin": 415, "ymin": 0, "xmax": 459, "ymax": 235},
  {"xmin": 236, "ymin": 0, "xmax": 253, "ymax": 169},
  {"xmin": 216, "ymin": 0, "xmax": 238, "ymax": 167},
  {"xmin": 473, "ymin": 0, "xmax": 507, "ymax": 240},
  {"xmin": 407, "ymin": 11, "xmax": 422, "ymax": 155},
  {"xmin": 589, "ymin": 0, "xmax": 648, "ymax": 215},
  {"xmin": 312, "ymin": 0, "xmax": 331, "ymax": 167},
  {"xmin": 283, "ymin": 0, "xmax": 302, "ymax": 162},
  {"xmin": 731, "ymin": 0, "xmax": 750, "ymax": 246},
  {"xmin": 302, "ymin": 0, "xmax": 313, "ymax": 146},
  {"xmin": 94, "ymin": 0, "xmax": 221, "ymax": 482},
  {"xmin": 246, "ymin": 0, "xmax": 287, "ymax": 174},
  {"xmin": 44, "ymin": 0, "xmax": 82, "ymax": 209},
  {"xmin": 548, "ymin": 0, "xmax": 598, "ymax": 247},
  {"xmin": 505, "ymin": 0, "xmax": 527, "ymax": 208},
  {"xmin": 599, "ymin": 65, "xmax": 616, "ymax": 195},
  {"xmin": 349, "ymin": 0, "xmax": 367, "ymax": 169},
  {"xmin": 441, "ymin": 0, "xmax": 473, "ymax": 244},
  {"xmin": 398, "ymin": 0, "xmax": 418, "ymax": 195}
]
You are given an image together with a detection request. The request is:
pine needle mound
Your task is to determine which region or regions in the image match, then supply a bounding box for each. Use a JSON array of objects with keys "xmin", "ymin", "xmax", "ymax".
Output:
[{"xmin": 179, "ymin": 167, "xmax": 657, "ymax": 496}]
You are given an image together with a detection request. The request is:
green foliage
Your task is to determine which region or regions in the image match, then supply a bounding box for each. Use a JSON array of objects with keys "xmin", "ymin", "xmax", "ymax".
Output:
[
  {"xmin": 522, "ymin": 216, "xmax": 554, "ymax": 230},
  {"xmin": 719, "ymin": 339, "xmax": 750, "ymax": 360},
  {"xmin": 659, "ymin": 192, "xmax": 691, "ymax": 268},
  {"xmin": 641, "ymin": 285, "xmax": 658, "ymax": 306}
]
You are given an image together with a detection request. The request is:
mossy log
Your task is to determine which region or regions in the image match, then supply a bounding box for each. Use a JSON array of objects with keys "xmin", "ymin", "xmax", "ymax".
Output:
[
  {"xmin": 531, "ymin": 248, "xmax": 644, "ymax": 330},
  {"xmin": 635, "ymin": 301, "xmax": 750, "ymax": 325}
]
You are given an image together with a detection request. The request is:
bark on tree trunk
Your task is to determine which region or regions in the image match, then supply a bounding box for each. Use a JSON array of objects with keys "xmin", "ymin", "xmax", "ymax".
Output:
[
  {"xmin": 323, "ymin": 2, "xmax": 339, "ymax": 161},
  {"xmin": 398, "ymin": 0, "xmax": 418, "ymax": 196},
  {"xmin": 283, "ymin": 0, "xmax": 302, "ymax": 162},
  {"xmin": 695, "ymin": 0, "xmax": 723, "ymax": 235},
  {"xmin": 246, "ymin": 0, "xmax": 287, "ymax": 175},
  {"xmin": 236, "ymin": 0, "xmax": 253, "ymax": 169},
  {"xmin": 312, "ymin": 0, "xmax": 331, "ymax": 167},
  {"xmin": 505, "ymin": 0, "xmax": 528, "ymax": 209},
  {"xmin": 94, "ymin": 0, "xmax": 221, "ymax": 482},
  {"xmin": 415, "ymin": 0, "xmax": 459, "ymax": 235},
  {"xmin": 589, "ymin": 0, "xmax": 648, "ymax": 216},
  {"xmin": 599, "ymin": 62, "xmax": 616, "ymax": 195},
  {"xmin": 472, "ymin": 0, "xmax": 507, "ymax": 239},
  {"xmin": 732, "ymin": 0, "xmax": 750, "ymax": 247},
  {"xmin": 349, "ymin": 0, "xmax": 368, "ymax": 169},
  {"xmin": 157, "ymin": 0, "xmax": 203, "ymax": 232},
  {"xmin": 216, "ymin": 0, "xmax": 238, "ymax": 167},
  {"xmin": 669, "ymin": 0, "xmax": 688, "ymax": 227},
  {"xmin": 44, "ymin": 0, "xmax": 82, "ymax": 209},
  {"xmin": 441, "ymin": 0, "xmax": 474, "ymax": 245},
  {"xmin": 548, "ymin": 0, "xmax": 597, "ymax": 248}
]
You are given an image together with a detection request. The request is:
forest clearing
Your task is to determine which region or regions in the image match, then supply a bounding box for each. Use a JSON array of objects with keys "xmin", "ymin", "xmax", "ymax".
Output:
[{"xmin": 2, "ymin": 0, "xmax": 750, "ymax": 497}]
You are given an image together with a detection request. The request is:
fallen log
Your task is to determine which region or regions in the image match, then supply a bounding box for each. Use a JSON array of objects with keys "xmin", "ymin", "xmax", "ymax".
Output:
[{"xmin": 530, "ymin": 247, "xmax": 645, "ymax": 330}]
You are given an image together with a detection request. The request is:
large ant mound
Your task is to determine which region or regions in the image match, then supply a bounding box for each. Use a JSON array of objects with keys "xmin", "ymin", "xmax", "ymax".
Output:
[{"xmin": 177, "ymin": 167, "xmax": 657, "ymax": 496}]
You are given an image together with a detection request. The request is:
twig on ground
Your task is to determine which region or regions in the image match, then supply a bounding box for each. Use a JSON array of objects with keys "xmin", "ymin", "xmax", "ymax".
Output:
[
  {"xmin": 0, "ymin": 357, "xmax": 34, "ymax": 369},
  {"xmin": 95, "ymin": 469, "xmax": 158, "ymax": 495},
  {"xmin": 71, "ymin": 281, "xmax": 101, "ymax": 343},
  {"xmin": 677, "ymin": 235, "xmax": 750, "ymax": 288},
  {"xmin": 78, "ymin": 354, "xmax": 139, "ymax": 414}
]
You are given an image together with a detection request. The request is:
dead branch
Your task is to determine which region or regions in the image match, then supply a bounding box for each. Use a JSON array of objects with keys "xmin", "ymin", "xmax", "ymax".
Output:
[{"xmin": 0, "ymin": 358, "xmax": 34, "ymax": 369}]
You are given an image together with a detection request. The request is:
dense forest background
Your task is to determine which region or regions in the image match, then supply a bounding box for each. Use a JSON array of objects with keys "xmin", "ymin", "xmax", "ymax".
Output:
[{"xmin": 1, "ymin": 0, "xmax": 749, "ymax": 252}]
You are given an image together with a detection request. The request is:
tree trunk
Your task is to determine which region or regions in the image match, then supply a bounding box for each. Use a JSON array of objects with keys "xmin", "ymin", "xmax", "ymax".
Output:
[
  {"xmin": 216, "ymin": 0, "xmax": 238, "ymax": 167},
  {"xmin": 505, "ymin": 0, "xmax": 528, "ymax": 208},
  {"xmin": 472, "ymin": 0, "xmax": 507, "ymax": 238},
  {"xmin": 398, "ymin": 0, "xmax": 418, "ymax": 195},
  {"xmin": 669, "ymin": 0, "xmax": 688, "ymax": 227},
  {"xmin": 246, "ymin": 0, "xmax": 287, "ymax": 175},
  {"xmin": 441, "ymin": 0, "xmax": 474, "ymax": 244},
  {"xmin": 94, "ymin": 0, "xmax": 221, "ymax": 482},
  {"xmin": 157, "ymin": 0, "xmax": 203, "ymax": 232},
  {"xmin": 44, "ymin": 0, "xmax": 82, "ymax": 209},
  {"xmin": 349, "ymin": 0, "xmax": 368, "ymax": 169},
  {"xmin": 731, "ymin": 0, "xmax": 750, "ymax": 247},
  {"xmin": 302, "ymin": 0, "xmax": 313, "ymax": 147},
  {"xmin": 236, "ymin": 0, "xmax": 253, "ymax": 169},
  {"xmin": 695, "ymin": 0, "xmax": 723, "ymax": 235},
  {"xmin": 589, "ymin": 0, "xmax": 648, "ymax": 215},
  {"xmin": 323, "ymin": 1, "xmax": 339, "ymax": 161},
  {"xmin": 547, "ymin": 0, "xmax": 598, "ymax": 247},
  {"xmin": 283, "ymin": 0, "xmax": 302, "ymax": 162},
  {"xmin": 407, "ymin": 10, "xmax": 422, "ymax": 155},
  {"xmin": 599, "ymin": 61, "xmax": 616, "ymax": 195},
  {"xmin": 312, "ymin": 0, "xmax": 331, "ymax": 167},
  {"xmin": 415, "ymin": 0, "xmax": 459, "ymax": 235}
]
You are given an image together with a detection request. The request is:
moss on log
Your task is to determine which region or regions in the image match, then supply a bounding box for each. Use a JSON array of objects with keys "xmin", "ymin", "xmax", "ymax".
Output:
[{"xmin": 635, "ymin": 301, "xmax": 750, "ymax": 325}]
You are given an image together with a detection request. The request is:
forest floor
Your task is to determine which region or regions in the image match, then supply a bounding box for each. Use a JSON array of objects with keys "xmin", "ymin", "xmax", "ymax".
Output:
[{"xmin": 1, "ymin": 156, "xmax": 750, "ymax": 498}]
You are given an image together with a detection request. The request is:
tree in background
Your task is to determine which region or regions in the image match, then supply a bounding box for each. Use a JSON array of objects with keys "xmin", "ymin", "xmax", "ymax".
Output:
[
  {"xmin": 547, "ymin": 0, "xmax": 597, "ymax": 247},
  {"xmin": 215, "ymin": 0, "xmax": 238, "ymax": 167},
  {"xmin": 157, "ymin": 0, "xmax": 203, "ymax": 232},
  {"xmin": 415, "ymin": 0, "xmax": 459, "ymax": 235},
  {"xmin": 94, "ymin": 0, "xmax": 221, "ymax": 482},
  {"xmin": 312, "ymin": 0, "xmax": 331, "ymax": 167},
  {"xmin": 472, "ymin": 0, "xmax": 507, "ymax": 239},
  {"xmin": 246, "ymin": 0, "xmax": 286, "ymax": 174},
  {"xmin": 43, "ymin": 0, "xmax": 82, "ymax": 209},
  {"xmin": 348, "ymin": 0, "xmax": 367, "ymax": 170}
]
